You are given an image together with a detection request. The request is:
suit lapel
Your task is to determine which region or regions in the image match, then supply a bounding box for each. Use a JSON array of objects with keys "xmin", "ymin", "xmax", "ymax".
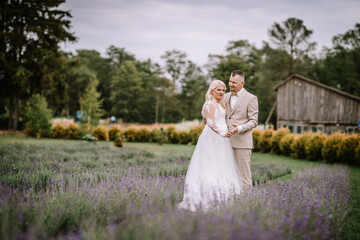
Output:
[{"xmin": 230, "ymin": 89, "xmax": 247, "ymax": 115}]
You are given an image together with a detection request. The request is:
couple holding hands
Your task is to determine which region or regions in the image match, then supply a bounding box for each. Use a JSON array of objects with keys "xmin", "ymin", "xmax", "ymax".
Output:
[{"xmin": 179, "ymin": 70, "xmax": 259, "ymax": 211}]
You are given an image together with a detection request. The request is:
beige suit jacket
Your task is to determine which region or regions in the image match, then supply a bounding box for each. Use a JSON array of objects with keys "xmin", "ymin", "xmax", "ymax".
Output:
[{"xmin": 224, "ymin": 89, "xmax": 258, "ymax": 149}]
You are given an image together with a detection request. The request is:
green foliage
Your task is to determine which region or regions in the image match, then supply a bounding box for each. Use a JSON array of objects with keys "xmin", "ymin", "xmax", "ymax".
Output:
[
  {"xmin": 338, "ymin": 134, "xmax": 360, "ymax": 165},
  {"xmin": 24, "ymin": 94, "xmax": 53, "ymax": 138},
  {"xmin": 92, "ymin": 125, "xmax": 108, "ymax": 141},
  {"xmin": 166, "ymin": 125, "xmax": 178, "ymax": 144},
  {"xmin": 52, "ymin": 123, "xmax": 66, "ymax": 139},
  {"xmin": 114, "ymin": 133, "xmax": 123, "ymax": 148},
  {"xmin": 279, "ymin": 134, "xmax": 296, "ymax": 156},
  {"xmin": 176, "ymin": 131, "xmax": 191, "ymax": 145},
  {"xmin": 65, "ymin": 123, "xmax": 80, "ymax": 139},
  {"xmin": 271, "ymin": 127, "xmax": 291, "ymax": 154},
  {"xmin": 252, "ymin": 129, "xmax": 262, "ymax": 152},
  {"xmin": 109, "ymin": 125, "xmax": 123, "ymax": 141},
  {"xmin": 291, "ymin": 133, "xmax": 311, "ymax": 159},
  {"xmin": 188, "ymin": 125, "xmax": 204, "ymax": 145},
  {"xmin": 258, "ymin": 129, "xmax": 273, "ymax": 153},
  {"xmin": 79, "ymin": 79, "xmax": 105, "ymax": 125},
  {"xmin": 124, "ymin": 126, "xmax": 138, "ymax": 142},
  {"xmin": 304, "ymin": 132, "xmax": 327, "ymax": 161},
  {"xmin": 150, "ymin": 128, "xmax": 169, "ymax": 145},
  {"xmin": 2, "ymin": 0, "xmax": 76, "ymax": 130},
  {"xmin": 322, "ymin": 132, "xmax": 345, "ymax": 164},
  {"xmin": 137, "ymin": 128, "xmax": 151, "ymax": 142}
]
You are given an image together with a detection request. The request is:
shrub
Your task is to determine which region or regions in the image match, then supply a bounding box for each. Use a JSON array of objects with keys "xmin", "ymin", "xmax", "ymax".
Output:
[
  {"xmin": 151, "ymin": 128, "xmax": 168, "ymax": 145},
  {"xmin": 114, "ymin": 133, "xmax": 123, "ymax": 148},
  {"xmin": 279, "ymin": 134, "xmax": 296, "ymax": 156},
  {"xmin": 188, "ymin": 125, "xmax": 204, "ymax": 145},
  {"xmin": 322, "ymin": 132, "xmax": 345, "ymax": 164},
  {"xmin": 109, "ymin": 125, "xmax": 123, "ymax": 141},
  {"xmin": 166, "ymin": 125, "xmax": 178, "ymax": 144},
  {"xmin": 52, "ymin": 123, "xmax": 66, "ymax": 139},
  {"xmin": 92, "ymin": 125, "xmax": 108, "ymax": 141},
  {"xmin": 304, "ymin": 132, "xmax": 327, "ymax": 161},
  {"xmin": 135, "ymin": 128, "xmax": 150, "ymax": 142},
  {"xmin": 24, "ymin": 94, "xmax": 53, "ymax": 138},
  {"xmin": 271, "ymin": 128, "xmax": 291, "ymax": 154},
  {"xmin": 355, "ymin": 143, "xmax": 360, "ymax": 166},
  {"xmin": 66, "ymin": 123, "xmax": 80, "ymax": 139},
  {"xmin": 78, "ymin": 123, "xmax": 91, "ymax": 137},
  {"xmin": 176, "ymin": 130, "xmax": 192, "ymax": 144},
  {"xmin": 291, "ymin": 133, "xmax": 311, "ymax": 159},
  {"xmin": 258, "ymin": 129, "xmax": 273, "ymax": 153},
  {"xmin": 337, "ymin": 134, "xmax": 360, "ymax": 165},
  {"xmin": 252, "ymin": 129, "xmax": 262, "ymax": 152},
  {"xmin": 124, "ymin": 126, "xmax": 138, "ymax": 142}
]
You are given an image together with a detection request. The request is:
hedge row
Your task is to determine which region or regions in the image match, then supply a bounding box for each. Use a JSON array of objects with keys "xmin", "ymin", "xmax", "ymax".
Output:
[
  {"xmin": 48, "ymin": 123, "xmax": 204, "ymax": 145},
  {"xmin": 253, "ymin": 128, "xmax": 360, "ymax": 166}
]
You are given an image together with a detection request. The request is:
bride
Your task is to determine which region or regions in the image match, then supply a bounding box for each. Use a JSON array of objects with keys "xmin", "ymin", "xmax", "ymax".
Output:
[{"xmin": 178, "ymin": 80, "xmax": 243, "ymax": 211}]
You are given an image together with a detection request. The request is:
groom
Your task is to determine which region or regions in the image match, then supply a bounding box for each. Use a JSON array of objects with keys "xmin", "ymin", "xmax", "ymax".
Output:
[{"xmin": 224, "ymin": 70, "xmax": 258, "ymax": 188}]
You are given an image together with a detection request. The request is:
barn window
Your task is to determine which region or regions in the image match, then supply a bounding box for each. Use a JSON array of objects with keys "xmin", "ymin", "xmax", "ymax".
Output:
[
  {"xmin": 311, "ymin": 126, "xmax": 317, "ymax": 132},
  {"xmin": 303, "ymin": 126, "xmax": 308, "ymax": 132},
  {"xmin": 288, "ymin": 125, "xmax": 294, "ymax": 133},
  {"xmin": 297, "ymin": 126, "xmax": 302, "ymax": 133}
]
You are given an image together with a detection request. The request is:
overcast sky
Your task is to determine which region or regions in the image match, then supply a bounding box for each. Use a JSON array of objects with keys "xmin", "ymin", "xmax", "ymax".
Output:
[{"xmin": 60, "ymin": 0, "xmax": 360, "ymax": 66}]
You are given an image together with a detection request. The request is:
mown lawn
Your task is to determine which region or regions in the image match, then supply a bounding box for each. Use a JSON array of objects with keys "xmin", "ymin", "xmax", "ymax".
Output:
[{"xmin": 0, "ymin": 135, "xmax": 359, "ymax": 239}]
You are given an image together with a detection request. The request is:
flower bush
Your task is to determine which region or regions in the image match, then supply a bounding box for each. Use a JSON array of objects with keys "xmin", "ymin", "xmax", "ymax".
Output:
[
  {"xmin": 305, "ymin": 132, "xmax": 327, "ymax": 161},
  {"xmin": 166, "ymin": 125, "xmax": 178, "ymax": 144},
  {"xmin": 258, "ymin": 129, "xmax": 273, "ymax": 153},
  {"xmin": 109, "ymin": 125, "xmax": 123, "ymax": 141},
  {"xmin": 92, "ymin": 125, "xmax": 108, "ymax": 141},
  {"xmin": 66, "ymin": 123, "xmax": 80, "ymax": 139},
  {"xmin": 124, "ymin": 126, "xmax": 138, "ymax": 142},
  {"xmin": 337, "ymin": 134, "xmax": 360, "ymax": 165},
  {"xmin": 136, "ymin": 128, "xmax": 151, "ymax": 142},
  {"xmin": 291, "ymin": 133, "xmax": 311, "ymax": 159},
  {"xmin": 322, "ymin": 132, "xmax": 345, "ymax": 164},
  {"xmin": 252, "ymin": 129, "xmax": 261, "ymax": 152},
  {"xmin": 188, "ymin": 125, "xmax": 204, "ymax": 145},
  {"xmin": 279, "ymin": 133, "xmax": 296, "ymax": 156},
  {"xmin": 51, "ymin": 123, "xmax": 66, "ymax": 139},
  {"xmin": 271, "ymin": 127, "xmax": 290, "ymax": 154}
]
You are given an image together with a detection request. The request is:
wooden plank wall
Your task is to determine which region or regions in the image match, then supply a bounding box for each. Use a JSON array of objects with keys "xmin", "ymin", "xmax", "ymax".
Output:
[{"xmin": 277, "ymin": 77, "xmax": 360, "ymax": 123}]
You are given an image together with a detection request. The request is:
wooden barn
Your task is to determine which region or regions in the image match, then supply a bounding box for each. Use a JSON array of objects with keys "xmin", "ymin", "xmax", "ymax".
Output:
[{"xmin": 273, "ymin": 74, "xmax": 360, "ymax": 134}]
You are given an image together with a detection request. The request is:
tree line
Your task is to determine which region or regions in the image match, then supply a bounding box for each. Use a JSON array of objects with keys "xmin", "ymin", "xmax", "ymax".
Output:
[{"xmin": 1, "ymin": 1, "xmax": 359, "ymax": 130}]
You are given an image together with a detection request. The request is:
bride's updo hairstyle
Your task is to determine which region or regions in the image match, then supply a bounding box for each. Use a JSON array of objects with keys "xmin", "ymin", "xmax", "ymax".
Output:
[{"xmin": 205, "ymin": 80, "xmax": 226, "ymax": 105}]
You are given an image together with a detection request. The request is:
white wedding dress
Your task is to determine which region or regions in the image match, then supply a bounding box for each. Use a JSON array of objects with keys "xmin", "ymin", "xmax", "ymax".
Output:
[{"xmin": 178, "ymin": 100, "xmax": 243, "ymax": 211}]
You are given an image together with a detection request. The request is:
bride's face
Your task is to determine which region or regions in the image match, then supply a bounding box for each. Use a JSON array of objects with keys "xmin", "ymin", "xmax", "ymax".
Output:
[{"xmin": 212, "ymin": 85, "xmax": 225, "ymax": 101}]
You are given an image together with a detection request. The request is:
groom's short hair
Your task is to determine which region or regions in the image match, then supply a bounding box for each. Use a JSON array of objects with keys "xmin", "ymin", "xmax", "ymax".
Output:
[{"xmin": 231, "ymin": 70, "xmax": 245, "ymax": 79}]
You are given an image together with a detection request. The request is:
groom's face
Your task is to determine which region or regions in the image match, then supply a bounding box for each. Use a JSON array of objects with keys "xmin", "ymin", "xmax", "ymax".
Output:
[{"xmin": 229, "ymin": 75, "xmax": 244, "ymax": 93}]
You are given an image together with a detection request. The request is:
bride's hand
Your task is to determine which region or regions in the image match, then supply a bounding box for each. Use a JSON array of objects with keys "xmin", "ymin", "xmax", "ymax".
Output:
[{"xmin": 224, "ymin": 131, "xmax": 232, "ymax": 138}]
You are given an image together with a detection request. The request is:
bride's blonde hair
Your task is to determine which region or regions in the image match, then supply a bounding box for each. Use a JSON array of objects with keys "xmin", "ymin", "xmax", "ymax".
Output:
[{"xmin": 205, "ymin": 80, "xmax": 226, "ymax": 106}]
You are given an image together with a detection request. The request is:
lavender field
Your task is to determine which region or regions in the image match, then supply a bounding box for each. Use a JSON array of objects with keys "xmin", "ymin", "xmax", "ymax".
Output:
[{"xmin": 0, "ymin": 140, "xmax": 352, "ymax": 239}]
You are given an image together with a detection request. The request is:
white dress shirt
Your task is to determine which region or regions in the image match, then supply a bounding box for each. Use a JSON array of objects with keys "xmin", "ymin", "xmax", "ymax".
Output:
[{"xmin": 230, "ymin": 88, "xmax": 244, "ymax": 133}]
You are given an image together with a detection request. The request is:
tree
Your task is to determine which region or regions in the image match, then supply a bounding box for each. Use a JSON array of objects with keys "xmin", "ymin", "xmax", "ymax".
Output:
[
  {"xmin": 0, "ymin": 0, "xmax": 76, "ymax": 130},
  {"xmin": 110, "ymin": 61, "xmax": 144, "ymax": 123},
  {"xmin": 24, "ymin": 94, "xmax": 53, "ymax": 138},
  {"xmin": 313, "ymin": 23, "xmax": 360, "ymax": 97},
  {"xmin": 161, "ymin": 50, "xmax": 187, "ymax": 90},
  {"xmin": 268, "ymin": 18, "xmax": 316, "ymax": 75},
  {"xmin": 79, "ymin": 79, "xmax": 105, "ymax": 125}
]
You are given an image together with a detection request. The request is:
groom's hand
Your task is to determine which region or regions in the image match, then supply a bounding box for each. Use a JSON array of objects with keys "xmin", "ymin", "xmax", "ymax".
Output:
[{"xmin": 231, "ymin": 125, "xmax": 238, "ymax": 134}]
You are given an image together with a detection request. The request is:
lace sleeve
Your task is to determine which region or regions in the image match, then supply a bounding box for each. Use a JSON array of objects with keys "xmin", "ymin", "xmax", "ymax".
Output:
[{"xmin": 202, "ymin": 101, "xmax": 226, "ymax": 137}]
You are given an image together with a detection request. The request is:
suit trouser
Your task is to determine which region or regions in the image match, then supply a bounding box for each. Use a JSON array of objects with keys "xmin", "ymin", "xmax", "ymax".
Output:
[{"xmin": 233, "ymin": 148, "xmax": 252, "ymax": 188}]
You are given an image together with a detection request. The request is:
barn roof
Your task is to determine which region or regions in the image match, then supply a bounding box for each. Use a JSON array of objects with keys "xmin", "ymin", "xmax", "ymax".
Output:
[{"xmin": 273, "ymin": 74, "xmax": 360, "ymax": 102}]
